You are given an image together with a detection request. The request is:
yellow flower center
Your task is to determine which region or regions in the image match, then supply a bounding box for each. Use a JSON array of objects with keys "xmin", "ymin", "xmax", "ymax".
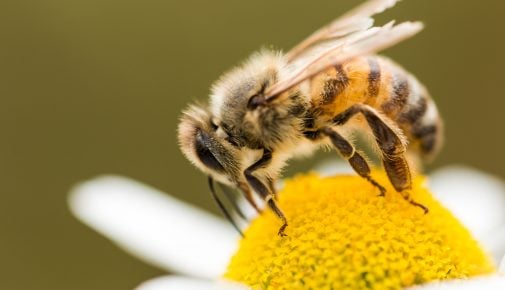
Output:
[{"xmin": 225, "ymin": 172, "xmax": 494, "ymax": 290}]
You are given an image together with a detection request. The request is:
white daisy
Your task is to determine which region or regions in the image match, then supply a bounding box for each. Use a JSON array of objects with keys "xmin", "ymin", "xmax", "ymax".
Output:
[{"xmin": 68, "ymin": 166, "xmax": 505, "ymax": 290}]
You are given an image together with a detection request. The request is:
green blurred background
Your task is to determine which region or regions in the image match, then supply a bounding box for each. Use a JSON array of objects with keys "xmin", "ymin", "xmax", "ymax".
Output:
[{"xmin": 1, "ymin": 0, "xmax": 504, "ymax": 289}]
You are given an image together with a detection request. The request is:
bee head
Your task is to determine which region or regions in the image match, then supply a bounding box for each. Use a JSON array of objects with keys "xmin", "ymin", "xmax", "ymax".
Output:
[{"xmin": 178, "ymin": 104, "xmax": 241, "ymax": 185}]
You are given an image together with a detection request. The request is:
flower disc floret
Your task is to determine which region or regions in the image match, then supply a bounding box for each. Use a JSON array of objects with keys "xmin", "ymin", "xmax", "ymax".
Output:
[{"xmin": 225, "ymin": 172, "xmax": 494, "ymax": 290}]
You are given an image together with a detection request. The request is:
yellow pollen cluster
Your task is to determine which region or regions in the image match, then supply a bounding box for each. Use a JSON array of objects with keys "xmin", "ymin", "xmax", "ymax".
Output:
[{"xmin": 225, "ymin": 172, "xmax": 494, "ymax": 290}]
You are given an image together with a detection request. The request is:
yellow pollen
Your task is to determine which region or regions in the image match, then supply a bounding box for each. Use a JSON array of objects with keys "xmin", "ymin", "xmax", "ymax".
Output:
[{"xmin": 225, "ymin": 172, "xmax": 494, "ymax": 290}]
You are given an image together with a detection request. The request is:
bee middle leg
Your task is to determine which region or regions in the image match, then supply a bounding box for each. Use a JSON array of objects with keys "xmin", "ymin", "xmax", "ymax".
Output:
[
  {"xmin": 319, "ymin": 127, "xmax": 386, "ymax": 196},
  {"xmin": 244, "ymin": 149, "xmax": 288, "ymax": 237},
  {"xmin": 333, "ymin": 104, "xmax": 428, "ymax": 213}
]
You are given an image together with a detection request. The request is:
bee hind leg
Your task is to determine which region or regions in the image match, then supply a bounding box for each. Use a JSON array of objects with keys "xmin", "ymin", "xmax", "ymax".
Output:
[
  {"xmin": 362, "ymin": 108, "xmax": 429, "ymax": 214},
  {"xmin": 319, "ymin": 127, "xmax": 386, "ymax": 196},
  {"xmin": 398, "ymin": 189, "xmax": 429, "ymax": 214},
  {"xmin": 244, "ymin": 149, "xmax": 288, "ymax": 237},
  {"xmin": 381, "ymin": 154, "xmax": 428, "ymax": 213},
  {"xmin": 334, "ymin": 104, "xmax": 428, "ymax": 213}
]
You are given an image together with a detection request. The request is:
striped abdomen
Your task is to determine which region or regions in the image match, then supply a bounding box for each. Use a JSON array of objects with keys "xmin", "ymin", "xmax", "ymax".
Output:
[{"xmin": 307, "ymin": 55, "xmax": 443, "ymax": 159}]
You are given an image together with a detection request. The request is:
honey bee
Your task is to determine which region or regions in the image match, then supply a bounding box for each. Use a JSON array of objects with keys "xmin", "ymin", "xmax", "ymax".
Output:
[{"xmin": 178, "ymin": 0, "xmax": 443, "ymax": 236}]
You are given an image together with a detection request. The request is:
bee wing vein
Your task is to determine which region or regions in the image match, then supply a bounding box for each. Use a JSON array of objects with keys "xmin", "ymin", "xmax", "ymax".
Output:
[
  {"xmin": 286, "ymin": 0, "xmax": 401, "ymax": 60},
  {"xmin": 266, "ymin": 21, "xmax": 423, "ymax": 99}
]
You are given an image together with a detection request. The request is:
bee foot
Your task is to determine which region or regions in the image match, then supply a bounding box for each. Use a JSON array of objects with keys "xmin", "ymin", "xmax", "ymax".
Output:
[
  {"xmin": 416, "ymin": 203, "xmax": 429, "ymax": 214},
  {"xmin": 376, "ymin": 185, "xmax": 387, "ymax": 197},
  {"xmin": 278, "ymin": 224, "xmax": 288, "ymax": 237},
  {"xmin": 409, "ymin": 198, "xmax": 429, "ymax": 214},
  {"xmin": 401, "ymin": 191, "xmax": 429, "ymax": 214}
]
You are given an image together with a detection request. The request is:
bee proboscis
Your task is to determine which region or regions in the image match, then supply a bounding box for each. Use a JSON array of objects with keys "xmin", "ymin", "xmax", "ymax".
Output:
[{"xmin": 178, "ymin": 0, "xmax": 443, "ymax": 236}]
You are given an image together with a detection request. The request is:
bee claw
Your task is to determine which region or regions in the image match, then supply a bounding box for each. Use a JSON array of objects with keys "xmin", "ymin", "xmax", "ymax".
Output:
[
  {"xmin": 414, "ymin": 203, "xmax": 429, "ymax": 214},
  {"xmin": 410, "ymin": 198, "xmax": 429, "ymax": 214},
  {"xmin": 400, "ymin": 190, "xmax": 429, "ymax": 214},
  {"xmin": 278, "ymin": 223, "xmax": 288, "ymax": 237},
  {"xmin": 375, "ymin": 185, "xmax": 387, "ymax": 197}
]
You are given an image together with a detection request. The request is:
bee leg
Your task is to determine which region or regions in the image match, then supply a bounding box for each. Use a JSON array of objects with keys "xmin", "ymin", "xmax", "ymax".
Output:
[
  {"xmin": 267, "ymin": 177, "xmax": 278, "ymax": 197},
  {"xmin": 333, "ymin": 105, "xmax": 428, "ymax": 213},
  {"xmin": 238, "ymin": 182, "xmax": 262, "ymax": 214},
  {"xmin": 361, "ymin": 108, "xmax": 428, "ymax": 214},
  {"xmin": 244, "ymin": 149, "xmax": 288, "ymax": 237},
  {"xmin": 398, "ymin": 189, "xmax": 429, "ymax": 214},
  {"xmin": 320, "ymin": 127, "xmax": 386, "ymax": 196}
]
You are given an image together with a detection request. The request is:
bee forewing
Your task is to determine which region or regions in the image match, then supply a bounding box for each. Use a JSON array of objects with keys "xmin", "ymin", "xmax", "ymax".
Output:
[
  {"xmin": 287, "ymin": 21, "xmax": 395, "ymax": 77},
  {"xmin": 266, "ymin": 21, "xmax": 423, "ymax": 99},
  {"xmin": 286, "ymin": 0, "xmax": 401, "ymax": 60}
]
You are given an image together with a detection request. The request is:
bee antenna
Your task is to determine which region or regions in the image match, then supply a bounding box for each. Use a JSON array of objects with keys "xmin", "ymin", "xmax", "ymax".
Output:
[
  {"xmin": 217, "ymin": 183, "xmax": 248, "ymax": 221},
  {"xmin": 208, "ymin": 177, "xmax": 245, "ymax": 237}
]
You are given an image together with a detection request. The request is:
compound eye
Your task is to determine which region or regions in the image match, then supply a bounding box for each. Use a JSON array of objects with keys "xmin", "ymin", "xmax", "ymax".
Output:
[
  {"xmin": 247, "ymin": 93, "xmax": 265, "ymax": 110},
  {"xmin": 194, "ymin": 130, "xmax": 226, "ymax": 173}
]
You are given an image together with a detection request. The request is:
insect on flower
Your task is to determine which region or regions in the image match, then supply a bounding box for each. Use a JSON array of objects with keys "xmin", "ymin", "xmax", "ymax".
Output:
[{"xmin": 177, "ymin": 0, "xmax": 443, "ymax": 236}]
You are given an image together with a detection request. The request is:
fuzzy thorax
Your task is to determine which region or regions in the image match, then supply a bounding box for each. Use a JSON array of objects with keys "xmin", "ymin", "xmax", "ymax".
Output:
[
  {"xmin": 225, "ymin": 172, "xmax": 494, "ymax": 290},
  {"xmin": 210, "ymin": 50, "xmax": 308, "ymax": 150}
]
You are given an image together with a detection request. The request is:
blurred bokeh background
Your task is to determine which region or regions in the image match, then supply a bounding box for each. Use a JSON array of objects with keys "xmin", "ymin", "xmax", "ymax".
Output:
[{"xmin": 1, "ymin": 0, "xmax": 504, "ymax": 289}]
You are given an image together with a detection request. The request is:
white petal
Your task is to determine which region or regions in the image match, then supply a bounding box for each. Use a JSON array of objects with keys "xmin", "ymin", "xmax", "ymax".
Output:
[
  {"xmin": 68, "ymin": 175, "xmax": 239, "ymax": 278},
  {"xmin": 136, "ymin": 276, "xmax": 249, "ymax": 290},
  {"xmin": 405, "ymin": 275, "xmax": 505, "ymax": 290},
  {"xmin": 428, "ymin": 166, "xmax": 505, "ymax": 262},
  {"xmin": 487, "ymin": 225, "xmax": 505, "ymax": 265},
  {"xmin": 500, "ymin": 254, "xmax": 505, "ymax": 274}
]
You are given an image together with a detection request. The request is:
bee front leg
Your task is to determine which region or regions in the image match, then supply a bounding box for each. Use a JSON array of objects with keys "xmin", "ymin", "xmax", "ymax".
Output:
[
  {"xmin": 318, "ymin": 127, "xmax": 386, "ymax": 196},
  {"xmin": 244, "ymin": 149, "xmax": 288, "ymax": 237},
  {"xmin": 237, "ymin": 182, "xmax": 262, "ymax": 215}
]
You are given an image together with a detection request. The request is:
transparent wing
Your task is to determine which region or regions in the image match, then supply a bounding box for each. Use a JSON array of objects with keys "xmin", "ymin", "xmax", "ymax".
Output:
[
  {"xmin": 265, "ymin": 0, "xmax": 422, "ymax": 99},
  {"xmin": 286, "ymin": 0, "xmax": 401, "ymax": 61}
]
